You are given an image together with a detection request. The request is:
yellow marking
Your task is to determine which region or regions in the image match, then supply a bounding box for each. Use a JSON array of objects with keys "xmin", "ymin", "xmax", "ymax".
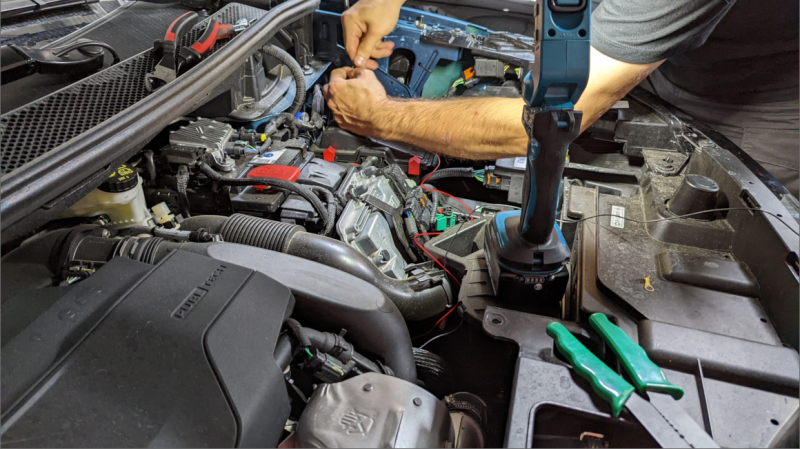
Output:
[{"xmin": 644, "ymin": 276, "xmax": 654, "ymax": 292}]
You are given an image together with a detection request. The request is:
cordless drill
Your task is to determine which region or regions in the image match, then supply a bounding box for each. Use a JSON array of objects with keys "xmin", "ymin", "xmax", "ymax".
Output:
[{"xmin": 484, "ymin": 0, "xmax": 590, "ymax": 302}]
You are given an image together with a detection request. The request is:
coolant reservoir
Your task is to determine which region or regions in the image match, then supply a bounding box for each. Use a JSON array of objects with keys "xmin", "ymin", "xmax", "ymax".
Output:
[{"xmin": 60, "ymin": 164, "xmax": 154, "ymax": 228}]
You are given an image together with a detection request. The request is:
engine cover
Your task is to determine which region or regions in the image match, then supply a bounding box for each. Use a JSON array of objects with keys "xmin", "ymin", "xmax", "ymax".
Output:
[{"xmin": 1, "ymin": 251, "xmax": 294, "ymax": 447}]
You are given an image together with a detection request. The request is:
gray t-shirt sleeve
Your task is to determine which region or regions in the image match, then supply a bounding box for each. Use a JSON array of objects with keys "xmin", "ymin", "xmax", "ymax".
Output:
[{"xmin": 591, "ymin": 0, "xmax": 736, "ymax": 64}]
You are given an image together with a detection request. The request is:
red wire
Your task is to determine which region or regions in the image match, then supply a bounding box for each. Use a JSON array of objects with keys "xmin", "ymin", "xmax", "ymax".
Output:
[
  {"xmin": 412, "ymin": 300, "xmax": 462, "ymax": 340},
  {"xmin": 432, "ymin": 302, "xmax": 460, "ymax": 329},
  {"xmin": 421, "ymin": 154, "xmax": 474, "ymax": 222},
  {"xmin": 411, "ymin": 232, "xmax": 462, "ymax": 340},
  {"xmin": 411, "ymin": 154, "xmax": 470, "ymax": 341},
  {"xmin": 413, "ymin": 232, "xmax": 461, "ymax": 286}
]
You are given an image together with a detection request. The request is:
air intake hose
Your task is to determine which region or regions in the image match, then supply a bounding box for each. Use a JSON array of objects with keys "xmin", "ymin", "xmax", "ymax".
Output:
[{"xmin": 179, "ymin": 215, "xmax": 452, "ymax": 321}]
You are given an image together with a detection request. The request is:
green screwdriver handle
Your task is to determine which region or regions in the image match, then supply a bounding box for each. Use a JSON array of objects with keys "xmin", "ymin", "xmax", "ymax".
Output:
[
  {"xmin": 546, "ymin": 322, "xmax": 634, "ymax": 417},
  {"xmin": 589, "ymin": 313, "xmax": 684, "ymax": 400}
]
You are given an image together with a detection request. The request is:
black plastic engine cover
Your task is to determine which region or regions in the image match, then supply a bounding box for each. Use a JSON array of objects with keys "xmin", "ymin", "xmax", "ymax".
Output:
[{"xmin": 0, "ymin": 250, "xmax": 294, "ymax": 447}]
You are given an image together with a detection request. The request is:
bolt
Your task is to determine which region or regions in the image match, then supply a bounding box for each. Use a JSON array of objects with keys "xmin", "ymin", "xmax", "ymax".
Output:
[
  {"xmin": 363, "ymin": 383, "xmax": 373, "ymax": 392},
  {"xmin": 413, "ymin": 397, "xmax": 422, "ymax": 406}
]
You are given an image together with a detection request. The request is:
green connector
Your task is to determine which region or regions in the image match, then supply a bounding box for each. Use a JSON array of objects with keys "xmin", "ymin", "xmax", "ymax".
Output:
[{"xmin": 434, "ymin": 212, "xmax": 458, "ymax": 231}]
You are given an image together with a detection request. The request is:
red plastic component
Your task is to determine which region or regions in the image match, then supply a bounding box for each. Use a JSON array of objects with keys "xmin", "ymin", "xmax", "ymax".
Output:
[
  {"xmin": 191, "ymin": 21, "xmax": 221, "ymax": 54},
  {"xmin": 215, "ymin": 23, "xmax": 234, "ymax": 40},
  {"xmin": 246, "ymin": 165, "xmax": 301, "ymax": 191},
  {"xmin": 408, "ymin": 156, "xmax": 421, "ymax": 176},
  {"xmin": 165, "ymin": 11, "xmax": 195, "ymax": 41},
  {"xmin": 323, "ymin": 146, "xmax": 336, "ymax": 162}
]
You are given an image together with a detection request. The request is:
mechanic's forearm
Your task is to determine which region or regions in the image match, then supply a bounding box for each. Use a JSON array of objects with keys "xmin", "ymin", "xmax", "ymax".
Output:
[
  {"xmin": 373, "ymin": 47, "xmax": 663, "ymax": 161},
  {"xmin": 575, "ymin": 47, "xmax": 664, "ymax": 133},
  {"xmin": 374, "ymin": 97, "xmax": 529, "ymax": 160}
]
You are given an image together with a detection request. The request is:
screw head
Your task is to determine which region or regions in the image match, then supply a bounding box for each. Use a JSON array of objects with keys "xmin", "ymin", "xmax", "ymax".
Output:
[
  {"xmin": 413, "ymin": 397, "xmax": 422, "ymax": 406},
  {"xmin": 363, "ymin": 383, "xmax": 373, "ymax": 392}
]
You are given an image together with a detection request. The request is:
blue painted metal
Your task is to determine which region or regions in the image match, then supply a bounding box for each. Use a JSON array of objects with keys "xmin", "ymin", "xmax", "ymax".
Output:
[
  {"xmin": 314, "ymin": 8, "xmax": 489, "ymax": 97},
  {"xmin": 376, "ymin": 7, "xmax": 489, "ymax": 95},
  {"xmin": 313, "ymin": 10, "xmax": 416, "ymax": 97}
]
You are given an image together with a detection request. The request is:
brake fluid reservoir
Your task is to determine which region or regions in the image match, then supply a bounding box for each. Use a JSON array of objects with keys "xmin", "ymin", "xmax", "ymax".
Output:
[{"xmin": 60, "ymin": 164, "xmax": 154, "ymax": 228}]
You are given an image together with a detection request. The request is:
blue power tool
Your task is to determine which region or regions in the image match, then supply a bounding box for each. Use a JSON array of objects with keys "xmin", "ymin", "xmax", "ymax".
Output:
[{"xmin": 484, "ymin": 0, "xmax": 590, "ymax": 299}]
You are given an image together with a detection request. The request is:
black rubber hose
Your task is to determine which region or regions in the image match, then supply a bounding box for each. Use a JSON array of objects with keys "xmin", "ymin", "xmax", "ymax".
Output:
[
  {"xmin": 261, "ymin": 44, "xmax": 305, "ymax": 115},
  {"xmin": 425, "ymin": 167, "xmax": 474, "ymax": 182},
  {"xmin": 196, "ymin": 162, "xmax": 330, "ymax": 232},
  {"xmin": 274, "ymin": 333, "xmax": 294, "ymax": 371},
  {"xmin": 54, "ymin": 40, "xmax": 121, "ymax": 64},
  {"xmin": 142, "ymin": 150, "xmax": 156, "ymax": 182},
  {"xmin": 303, "ymin": 326, "xmax": 354, "ymax": 361},
  {"xmin": 286, "ymin": 318, "xmax": 312, "ymax": 347},
  {"xmin": 181, "ymin": 214, "xmax": 303, "ymax": 252},
  {"xmin": 413, "ymin": 347, "xmax": 455, "ymax": 399},
  {"xmin": 285, "ymin": 233, "xmax": 450, "ymax": 321},
  {"xmin": 178, "ymin": 215, "xmax": 452, "ymax": 321}
]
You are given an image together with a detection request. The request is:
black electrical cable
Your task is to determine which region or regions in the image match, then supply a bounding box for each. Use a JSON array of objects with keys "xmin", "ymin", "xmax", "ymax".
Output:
[
  {"xmin": 54, "ymin": 41, "xmax": 121, "ymax": 64},
  {"xmin": 310, "ymin": 186, "xmax": 337, "ymax": 236},
  {"xmin": 424, "ymin": 167, "xmax": 474, "ymax": 182},
  {"xmin": 196, "ymin": 161, "xmax": 331, "ymax": 232},
  {"xmin": 557, "ymin": 207, "xmax": 799, "ymax": 236},
  {"xmin": 260, "ymin": 44, "xmax": 306, "ymax": 115},
  {"xmin": 257, "ymin": 136, "xmax": 272, "ymax": 154}
]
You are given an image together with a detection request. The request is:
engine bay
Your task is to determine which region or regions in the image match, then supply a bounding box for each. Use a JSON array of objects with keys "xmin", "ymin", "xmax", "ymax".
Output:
[{"xmin": 1, "ymin": 1, "xmax": 799, "ymax": 447}]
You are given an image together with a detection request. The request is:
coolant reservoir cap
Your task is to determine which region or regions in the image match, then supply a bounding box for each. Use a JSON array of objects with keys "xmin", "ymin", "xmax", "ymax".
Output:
[{"xmin": 98, "ymin": 164, "xmax": 138, "ymax": 192}]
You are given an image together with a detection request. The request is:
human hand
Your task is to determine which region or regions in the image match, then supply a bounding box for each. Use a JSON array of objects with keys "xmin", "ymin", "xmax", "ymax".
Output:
[
  {"xmin": 323, "ymin": 67, "xmax": 390, "ymax": 137},
  {"xmin": 342, "ymin": 0, "xmax": 403, "ymax": 69}
]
